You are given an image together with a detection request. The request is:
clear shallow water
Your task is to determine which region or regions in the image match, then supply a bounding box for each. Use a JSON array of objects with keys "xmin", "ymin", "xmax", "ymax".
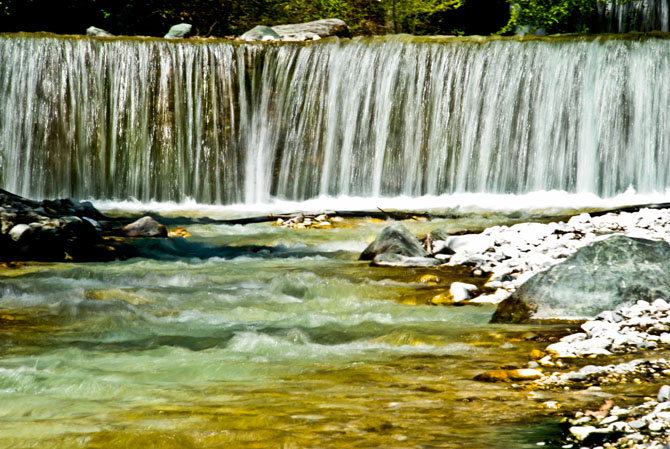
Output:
[{"xmin": 0, "ymin": 207, "xmax": 647, "ymax": 448}]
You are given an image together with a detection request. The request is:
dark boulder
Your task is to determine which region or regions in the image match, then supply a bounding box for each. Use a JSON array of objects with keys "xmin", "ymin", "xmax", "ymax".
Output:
[
  {"xmin": 0, "ymin": 189, "xmax": 117, "ymax": 262},
  {"xmin": 120, "ymin": 216, "xmax": 167, "ymax": 238},
  {"xmin": 491, "ymin": 235, "xmax": 670, "ymax": 323},
  {"xmin": 359, "ymin": 223, "xmax": 427, "ymax": 261}
]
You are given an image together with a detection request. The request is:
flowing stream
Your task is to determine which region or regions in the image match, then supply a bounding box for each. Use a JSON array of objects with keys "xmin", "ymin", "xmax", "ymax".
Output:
[{"xmin": 0, "ymin": 211, "xmax": 598, "ymax": 448}]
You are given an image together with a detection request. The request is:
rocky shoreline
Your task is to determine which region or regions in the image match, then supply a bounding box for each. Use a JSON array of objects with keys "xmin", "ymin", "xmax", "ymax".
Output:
[
  {"xmin": 0, "ymin": 190, "xmax": 175, "ymax": 262},
  {"xmin": 359, "ymin": 207, "xmax": 670, "ymax": 448},
  {"xmin": 530, "ymin": 299, "xmax": 670, "ymax": 448}
]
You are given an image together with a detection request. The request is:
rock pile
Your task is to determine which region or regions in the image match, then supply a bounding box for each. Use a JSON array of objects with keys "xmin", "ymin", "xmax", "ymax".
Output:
[
  {"xmin": 274, "ymin": 213, "xmax": 333, "ymax": 229},
  {"xmin": 542, "ymin": 299, "xmax": 670, "ymax": 359},
  {"xmin": 430, "ymin": 208, "xmax": 670, "ymax": 305},
  {"xmin": 0, "ymin": 189, "xmax": 114, "ymax": 262},
  {"xmin": 563, "ymin": 384, "xmax": 670, "ymax": 448}
]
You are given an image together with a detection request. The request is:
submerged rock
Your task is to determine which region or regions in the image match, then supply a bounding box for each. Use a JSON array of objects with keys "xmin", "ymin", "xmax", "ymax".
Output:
[
  {"xmin": 120, "ymin": 216, "xmax": 167, "ymax": 238},
  {"xmin": 474, "ymin": 368, "xmax": 543, "ymax": 382},
  {"xmin": 371, "ymin": 253, "xmax": 442, "ymax": 268},
  {"xmin": 491, "ymin": 235, "xmax": 670, "ymax": 323},
  {"xmin": 359, "ymin": 223, "xmax": 427, "ymax": 261}
]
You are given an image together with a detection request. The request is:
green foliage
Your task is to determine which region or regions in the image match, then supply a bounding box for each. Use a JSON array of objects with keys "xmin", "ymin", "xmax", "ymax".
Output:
[
  {"xmin": 501, "ymin": 0, "xmax": 611, "ymax": 34},
  {"xmin": 0, "ymin": 0, "xmax": 464, "ymax": 36},
  {"xmin": 382, "ymin": 0, "xmax": 463, "ymax": 34}
]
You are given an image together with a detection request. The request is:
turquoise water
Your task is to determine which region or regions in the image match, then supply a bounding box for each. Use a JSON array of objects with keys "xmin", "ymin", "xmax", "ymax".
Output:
[{"xmin": 0, "ymin": 212, "xmax": 610, "ymax": 448}]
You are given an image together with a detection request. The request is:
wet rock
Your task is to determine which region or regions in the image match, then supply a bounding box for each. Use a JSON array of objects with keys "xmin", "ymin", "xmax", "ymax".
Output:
[
  {"xmin": 371, "ymin": 253, "xmax": 441, "ymax": 268},
  {"xmin": 491, "ymin": 235, "xmax": 670, "ymax": 323},
  {"xmin": 474, "ymin": 368, "xmax": 543, "ymax": 382},
  {"xmin": 0, "ymin": 189, "xmax": 115, "ymax": 262},
  {"xmin": 449, "ymin": 282, "xmax": 477, "ymax": 302},
  {"xmin": 658, "ymin": 385, "xmax": 670, "ymax": 402},
  {"xmin": 164, "ymin": 23, "xmax": 192, "ymax": 39},
  {"xmin": 419, "ymin": 274, "xmax": 440, "ymax": 285},
  {"xmin": 240, "ymin": 25, "xmax": 280, "ymax": 42},
  {"xmin": 569, "ymin": 425, "xmax": 598, "ymax": 441},
  {"xmin": 120, "ymin": 216, "xmax": 167, "ymax": 238},
  {"xmin": 359, "ymin": 223, "xmax": 427, "ymax": 261},
  {"xmin": 168, "ymin": 227, "xmax": 191, "ymax": 238}
]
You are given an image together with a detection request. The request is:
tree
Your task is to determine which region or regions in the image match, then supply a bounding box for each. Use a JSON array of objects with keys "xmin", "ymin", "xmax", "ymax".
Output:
[
  {"xmin": 500, "ymin": 0, "xmax": 610, "ymax": 34},
  {"xmin": 383, "ymin": 0, "xmax": 463, "ymax": 34}
]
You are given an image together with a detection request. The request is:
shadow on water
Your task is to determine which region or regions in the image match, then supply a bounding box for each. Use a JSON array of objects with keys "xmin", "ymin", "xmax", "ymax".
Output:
[{"xmin": 121, "ymin": 235, "xmax": 353, "ymax": 261}]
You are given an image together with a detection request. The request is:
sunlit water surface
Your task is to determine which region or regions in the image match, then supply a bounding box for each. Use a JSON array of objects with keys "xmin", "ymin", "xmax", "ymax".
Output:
[{"xmin": 0, "ymin": 199, "xmax": 662, "ymax": 448}]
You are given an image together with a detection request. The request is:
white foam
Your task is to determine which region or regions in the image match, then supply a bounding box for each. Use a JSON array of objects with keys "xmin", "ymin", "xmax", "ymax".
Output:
[{"xmin": 91, "ymin": 189, "xmax": 670, "ymax": 216}]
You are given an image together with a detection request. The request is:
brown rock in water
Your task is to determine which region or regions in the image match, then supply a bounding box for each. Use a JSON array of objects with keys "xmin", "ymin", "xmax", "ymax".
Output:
[
  {"xmin": 475, "ymin": 369, "xmax": 543, "ymax": 383},
  {"xmin": 120, "ymin": 216, "xmax": 167, "ymax": 238},
  {"xmin": 168, "ymin": 227, "xmax": 191, "ymax": 238}
]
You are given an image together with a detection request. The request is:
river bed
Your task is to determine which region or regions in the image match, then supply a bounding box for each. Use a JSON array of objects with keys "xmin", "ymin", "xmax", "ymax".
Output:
[{"xmin": 0, "ymin": 206, "xmax": 659, "ymax": 448}]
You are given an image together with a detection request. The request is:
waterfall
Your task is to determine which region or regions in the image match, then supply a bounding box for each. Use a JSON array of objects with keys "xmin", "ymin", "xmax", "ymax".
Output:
[
  {"xmin": 596, "ymin": 0, "xmax": 669, "ymax": 33},
  {"xmin": 1, "ymin": 34, "xmax": 670, "ymax": 204}
]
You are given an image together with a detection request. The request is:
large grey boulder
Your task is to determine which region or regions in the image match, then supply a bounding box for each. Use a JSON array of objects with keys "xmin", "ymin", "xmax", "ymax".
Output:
[
  {"xmin": 240, "ymin": 19, "xmax": 350, "ymax": 42},
  {"xmin": 272, "ymin": 18, "xmax": 350, "ymax": 41},
  {"xmin": 164, "ymin": 23, "xmax": 192, "ymax": 39},
  {"xmin": 240, "ymin": 25, "xmax": 280, "ymax": 42},
  {"xmin": 359, "ymin": 223, "xmax": 427, "ymax": 261},
  {"xmin": 86, "ymin": 26, "xmax": 114, "ymax": 37},
  {"xmin": 491, "ymin": 235, "xmax": 670, "ymax": 323}
]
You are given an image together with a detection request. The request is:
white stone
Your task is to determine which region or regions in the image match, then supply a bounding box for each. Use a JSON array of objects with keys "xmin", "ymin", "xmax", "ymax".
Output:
[
  {"xmin": 569, "ymin": 425, "xmax": 597, "ymax": 441},
  {"xmin": 648, "ymin": 421, "xmax": 663, "ymax": 432},
  {"xmin": 469, "ymin": 288, "xmax": 509, "ymax": 304},
  {"xmin": 444, "ymin": 234, "xmax": 495, "ymax": 255},
  {"xmin": 8, "ymin": 223, "xmax": 30, "ymax": 241},
  {"xmin": 658, "ymin": 385, "xmax": 670, "ymax": 403},
  {"xmin": 449, "ymin": 282, "xmax": 477, "ymax": 302}
]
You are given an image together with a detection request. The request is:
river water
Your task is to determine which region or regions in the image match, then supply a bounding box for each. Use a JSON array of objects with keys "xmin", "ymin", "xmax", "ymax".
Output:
[{"xmin": 2, "ymin": 199, "xmax": 659, "ymax": 449}]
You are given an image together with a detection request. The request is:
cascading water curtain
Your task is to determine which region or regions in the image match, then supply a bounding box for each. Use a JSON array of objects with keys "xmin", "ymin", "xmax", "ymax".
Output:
[
  {"xmin": 596, "ymin": 0, "xmax": 670, "ymax": 33},
  {"xmin": 1, "ymin": 34, "xmax": 670, "ymax": 204}
]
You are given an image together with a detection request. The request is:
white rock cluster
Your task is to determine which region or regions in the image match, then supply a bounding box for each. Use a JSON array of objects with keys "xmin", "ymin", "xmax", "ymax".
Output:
[
  {"xmin": 564, "ymin": 385, "xmax": 670, "ymax": 448},
  {"xmin": 274, "ymin": 214, "xmax": 333, "ymax": 229},
  {"xmin": 536, "ymin": 358, "xmax": 670, "ymax": 388},
  {"xmin": 429, "ymin": 208, "xmax": 670, "ymax": 304},
  {"xmin": 543, "ymin": 299, "xmax": 670, "ymax": 359}
]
